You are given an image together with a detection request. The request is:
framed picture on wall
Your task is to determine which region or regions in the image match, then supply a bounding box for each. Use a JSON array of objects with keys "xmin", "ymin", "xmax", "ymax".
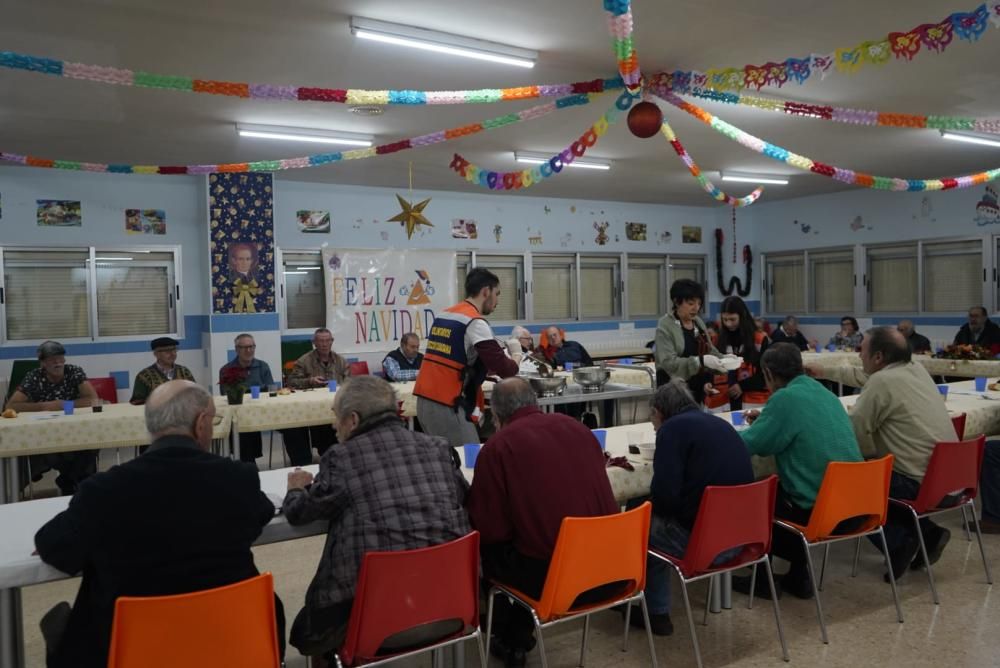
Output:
[
  {"xmin": 681, "ymin": 225, "xmax": 702, "ymax": 244},
  {"xmin": 296, "ymin": 210, "xmax": 331, "ymax": 233}
]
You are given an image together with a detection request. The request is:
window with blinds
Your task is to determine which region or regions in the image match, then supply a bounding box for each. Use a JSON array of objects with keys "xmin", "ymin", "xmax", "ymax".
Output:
[
  {"xmin": 669, "ymin": 256, "xmax": 705, "ymax": 286},
  {"xmin": 766, "ymin": 254, "xmax": 805, "ymax": 314},
  {"xmin": 628, "ymin": 256, "xmax": 665, "ymax": 318},
  {"xmin": 95, "ymin": 251, "xmax": 175, "ymax": 336},
  {"xmin": 923, "ymin": 240, "xmax": 982, "ymax": 312},
  {"xmin": 473, "ymin": 255, "xmax": 522, "ymax": 321},
  {"xmin": 3, "ymin": 249, "xmax": 91, "ymax": 340},
  {"xmin": 809, "ymin": 250, "xmax": 854, "ymax": 313},
  {"xmin": 282, "ymin": 251, "xmax": 326, "ymax": 330},
  {"xmin": 866, "ymin": 244, "xmax": 917, "ymax": 313},
  {"xmin": 580, "ymin": 256, "xmax": 619, "ymax": 319},
  {"xmin": 532, "ymin": 256, "xmax": 575, "ymax": 321}
]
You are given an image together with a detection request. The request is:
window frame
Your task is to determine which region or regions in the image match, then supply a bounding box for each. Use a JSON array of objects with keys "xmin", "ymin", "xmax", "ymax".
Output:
[
  {"xmin": 0, "ymin": 244, "xmax": 183, "ymax": 346},
  {"xmin": 276, "ymin": 247, "xmax": 327, "ymax": 334},
  {"xmin": 469, "ymin": 252, "xmax": 524, "ymax": 323}
]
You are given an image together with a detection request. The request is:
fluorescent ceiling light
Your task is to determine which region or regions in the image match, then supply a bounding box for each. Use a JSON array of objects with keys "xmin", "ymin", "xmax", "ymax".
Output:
[
  {"xmin": 283, "ymin": 271, "xmax": 308, "ymax": 275},
  {"xmin": 514, "ymin": 151, "xmax": 611, "ymax": 171},
  {"xmin": 720, "ymin": 172, "xmax": 789, "ymax": 185},
  {"xmin": 236, "ymin": 123, "xmax": 373, "ymax": 147},
  {"xmin": 351, "ymin": 17, "xmax": 536, "ymax": 69},
  {"xmin": 940, "ymin": 131, "xmax": 1000, "ymax": 149}
]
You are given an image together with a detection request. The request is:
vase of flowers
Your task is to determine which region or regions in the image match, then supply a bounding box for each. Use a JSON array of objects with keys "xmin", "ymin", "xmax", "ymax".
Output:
[
  {"xmin": 936, "ymin": 344, "xmax": 994, "ymax": 361},
  {"xmin": 220, "ymin": 366, "xmax": 249, "ymax": 405}
]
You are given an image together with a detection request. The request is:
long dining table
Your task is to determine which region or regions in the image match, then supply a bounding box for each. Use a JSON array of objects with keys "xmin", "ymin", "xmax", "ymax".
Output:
[{"xmin": 3, "ymin": 378, "xmax": 997, "ymax": 668}]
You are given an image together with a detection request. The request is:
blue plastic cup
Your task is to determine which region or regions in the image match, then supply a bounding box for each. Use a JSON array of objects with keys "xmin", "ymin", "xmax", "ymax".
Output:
[
  {"xmin": 937, "ymin": 384, "xmax": 949, "ymax": 398},
  {"xmin": 592, "ymin": 429, "xmax": 607, "ymax": 451},
  {"xmin": 328, "ymin": 380, "xmax": 338, "ymax": 392},
  {"xmin": 975, "ymin": 376, "xmax": 988, "ymax": 392},
  {"xmin": 814, "ymin": 344, "xmax": 822, "ymax": 353},
  {"xmin": 463, "ymin": 443, "xmax": 481, "ymax": 468},
  {"xmin": 564, "ymin": 362, "xmax": 574, "ymax": 372},
  {"xmin": 731, "ymin": 411, "xmax": 745, "ymax": 426},
  {"xmin": 826, "ymin": 343, "xmax": 836, "ymax": 352},
  {"xmin": 62, "ymin": 400, "xmax": 74, "ymax": 415},
  {"xmin": 250, "ymin": 385, "xmax": 260, "ymax": 399},
  {"xmin": 618, "ymin": 358, "xmax": 632, "ymax": 365}
]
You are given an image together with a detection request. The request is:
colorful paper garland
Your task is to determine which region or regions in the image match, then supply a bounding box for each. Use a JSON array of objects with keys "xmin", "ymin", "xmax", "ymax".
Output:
[
  {"xmin": 603, "ymin": 0, "xmax": 641, "ymax": 90},
  {"xmin": 449, "ymin": 90, "xmax": 636, "ymax": 191},
  {"xmin": 683, "ymin": 87, "xmax": 1000, "ymax": 135},
  {"xmin": 0, "ymin": 93, "xmax": 598, "ymax": 175},
  {"xmin": 0, "ymin": 50, "xmax": 623, "ymax": 106},
  {"xmin": 657, "ymin": 2, "xmax": 998, "ymax": 94},
  {"xmin": 659, "ymin": 119, "xmax": 763, "ymax": 207},
  {"xmin": 656, "ymin": 92, "xmax": 1000, "ymax": 192}
]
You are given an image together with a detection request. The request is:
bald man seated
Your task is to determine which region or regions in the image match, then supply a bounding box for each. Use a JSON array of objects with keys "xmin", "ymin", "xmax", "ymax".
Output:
[{"xmin": 34, "ymin": 380, "xmax": 285, "ymax": 668}]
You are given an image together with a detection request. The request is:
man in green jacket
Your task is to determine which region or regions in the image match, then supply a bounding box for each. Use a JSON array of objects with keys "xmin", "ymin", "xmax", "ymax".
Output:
[{"xmin": 734, "ymin": 343, "xmax": 863, "ymax": 599}]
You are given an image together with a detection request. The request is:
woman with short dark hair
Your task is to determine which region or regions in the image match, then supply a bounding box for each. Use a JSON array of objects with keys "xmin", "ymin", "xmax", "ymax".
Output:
[
  {"xmin": 654, "ymin": 279, "xmax": 726, "ymax": 403},
  {"xmin": 829, "ymin": 316, "xmax": 863, "ymax": 350}
]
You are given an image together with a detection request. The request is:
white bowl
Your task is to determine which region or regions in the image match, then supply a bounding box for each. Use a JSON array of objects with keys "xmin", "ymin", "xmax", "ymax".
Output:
[{"xmin": 637, "ymin": 444, "xmax": 656, "ymax": 461}]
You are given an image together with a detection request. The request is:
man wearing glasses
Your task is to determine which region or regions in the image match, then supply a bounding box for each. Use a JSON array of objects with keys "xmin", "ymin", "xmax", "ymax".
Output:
[
  {"xmin": 130, "ymin": 336, "xmax": 196, "ymax": 404},
  {"xmin": 218, "ymin": 333, "xmax": 274, "ymax": 462}
]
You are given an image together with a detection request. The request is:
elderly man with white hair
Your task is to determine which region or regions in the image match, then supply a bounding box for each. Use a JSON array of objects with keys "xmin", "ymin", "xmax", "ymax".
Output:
[{"xmin": 35, "ymin": 380, "xmax": 284, "ymax": 668}]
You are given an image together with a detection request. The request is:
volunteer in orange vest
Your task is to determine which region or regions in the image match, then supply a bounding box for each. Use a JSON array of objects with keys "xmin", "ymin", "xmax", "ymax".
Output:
[{"xmin": 414, "ymin": 267, "xmax": 520, "ymax": 447}]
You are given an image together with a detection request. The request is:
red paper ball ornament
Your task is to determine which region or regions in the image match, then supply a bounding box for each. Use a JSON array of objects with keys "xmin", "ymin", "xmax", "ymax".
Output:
[{"xmin": 627, "ymin": 101, "xmax": 664, "ymax": 139}]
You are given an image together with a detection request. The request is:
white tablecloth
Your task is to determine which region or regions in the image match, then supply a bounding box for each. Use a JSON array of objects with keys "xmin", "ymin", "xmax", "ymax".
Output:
[{"xmin": 802, "ymin": 351, "xmax": 1000, "ymax": 380}]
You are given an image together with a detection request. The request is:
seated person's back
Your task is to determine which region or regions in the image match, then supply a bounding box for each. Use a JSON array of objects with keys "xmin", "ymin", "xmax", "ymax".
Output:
[{"xmin": 35, "ymin": 381, "xmax": 277, "ymax": 668}]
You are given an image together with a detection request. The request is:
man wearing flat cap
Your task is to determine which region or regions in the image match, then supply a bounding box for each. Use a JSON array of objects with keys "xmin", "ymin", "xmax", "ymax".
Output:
[
  {"xmin": 6, "ymin": 341, "xmax": 99, "ymax": 495},
  {"xmin": 130, "ymin": 337, "xmax": 196, "ymax": 405}
]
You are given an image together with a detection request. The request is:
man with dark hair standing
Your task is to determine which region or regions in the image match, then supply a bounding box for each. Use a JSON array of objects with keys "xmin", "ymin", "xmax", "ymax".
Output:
[
  {"xmin": 954, "ymin": 306, "xmax": 1000, "ymax": 352},
  {"xmin": 414, "ymin": 267, "xmax": 519, "ymax": 447},
  {"xmin": 382, "ymin": 332, "xmax": 424, "ymax": 382},
  {"xmin": 816, "ymin": 326, "xmax": 956, "ymax": 580},
  {"xmin": 466, "ymin": 378, "xmax": 619, "ymax": 666}
]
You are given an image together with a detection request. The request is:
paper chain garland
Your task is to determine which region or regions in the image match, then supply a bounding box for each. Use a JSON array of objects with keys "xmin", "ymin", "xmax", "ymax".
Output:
[
  {"xmin": 603, "ymin": 0, "xmax": 641, "ymax": 90},
  {"xmin": 656, "ymin": 91, "xmax": 1000, "ymax": 192},
  {"xmin": 449, "ymin": 91, "xmax": 636, "ymax": 191},
  {"xmin": 0, "ymin": 93, "xmax": 598, "ymax": 175},
  {"xmin": 684, "ymin": 87, "xmax": 1000, "ymax": 135},
  {"xmin": 658, "ymin": 119, "xmax": 762, "ymax": 207},
  {"xmin": 0, "ymin": 50, "xmax": 622, "ymax": 106},
  {"xmin": 658, "ymin": 1, "xmax": 999, "ymax": 93}
]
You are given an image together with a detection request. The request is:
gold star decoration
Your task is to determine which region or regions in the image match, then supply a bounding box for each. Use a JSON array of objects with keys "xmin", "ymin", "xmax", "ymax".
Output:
[{"xmin": 387, "ymin": 194, "xmax": 433, "ymax": 239}]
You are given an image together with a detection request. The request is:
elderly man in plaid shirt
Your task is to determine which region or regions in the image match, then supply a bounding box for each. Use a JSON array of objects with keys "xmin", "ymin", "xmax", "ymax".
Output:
[{"xmin": 282, "ymin": 375, "xmax": 471, "ymax": 662}]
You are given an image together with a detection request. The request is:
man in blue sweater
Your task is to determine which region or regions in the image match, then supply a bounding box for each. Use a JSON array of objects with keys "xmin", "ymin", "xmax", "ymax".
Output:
[{"xmin": 639, "ymin": 379, "xmax": 754, "ymax": 635}]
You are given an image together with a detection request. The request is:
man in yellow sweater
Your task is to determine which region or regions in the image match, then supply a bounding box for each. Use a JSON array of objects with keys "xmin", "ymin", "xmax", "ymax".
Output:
[{"xmin": 819, "ymin": 326, "xmax": 956, "ymax": 581}]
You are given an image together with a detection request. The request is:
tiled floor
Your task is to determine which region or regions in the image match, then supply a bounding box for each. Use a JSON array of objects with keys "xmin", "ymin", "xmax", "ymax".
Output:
[{"xmin": 16, "ymin": 453, "xmax": 1000, "ymax": 667}]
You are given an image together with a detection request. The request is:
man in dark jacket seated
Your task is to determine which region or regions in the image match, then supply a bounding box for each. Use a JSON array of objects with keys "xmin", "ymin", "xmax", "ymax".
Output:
[
  {"xmin": 953, "ymin": 306, "xmax": 1000, "ymax": 354},
  {"xmin": 541, "ymin": 326, "xmax": 593, "ymax": 368},
  {"xmin": 35, "ymin": 380, "xmax": 284, "ymax": 668}
]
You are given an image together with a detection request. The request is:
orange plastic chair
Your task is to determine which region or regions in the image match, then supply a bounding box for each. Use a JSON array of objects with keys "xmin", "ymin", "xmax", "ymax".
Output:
[
  {"xmin": 88, "ymin": 376, "xmax": 118, "ymax": 404},
  {"xmin": 774, "ymin": 455, "xmax": 902, "ymax": 643},
  {"xmin": 889, "ymin": 435, "xmax": 993, "ymax": 604},
  {"xmin": 349, "ymin": 361, "xmax": 370, "ymax": 376},
  {"xmin": 649, "ymin": 476, "xmax": 788, "ymax": 668},
  {"xmin": 106, "ymin": 572, "xmax": 280, "ymax": 668},
  {"xmin": 485, "ymin": 502, "xmax": 658, "ymax": 668},
  {"xmin": 334, "ymin": 532, "xmax": 486, "ymax": 668}
]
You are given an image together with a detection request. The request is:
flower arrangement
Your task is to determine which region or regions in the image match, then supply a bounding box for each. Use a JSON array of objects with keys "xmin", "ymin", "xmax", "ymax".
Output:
[
  {"xmin": 220, "ymin": 365, "xmax": 249, "ymax": 404},
  {"xmin": 935, "ymin": 344, "xmax": 994, "ymax": 361}
]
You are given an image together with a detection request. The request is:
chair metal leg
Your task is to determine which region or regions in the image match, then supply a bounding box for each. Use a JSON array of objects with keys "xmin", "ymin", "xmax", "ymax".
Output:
[
  {"xmin": 702, "ymin": 576, "xmax": 713, "ymax": 626},
  {"xmin": 851, "ymin": 538, "xmax": 862, "ymax": 577},
  {"xmin": 911, "ymin": 512, "xmax": 940, "ymax": 604},
  {"xmin": 430, "ymin": 648, "xmax": 442, "ymax": 668},
  {"xmin": 961, "ymin": 504, "xmax": 972, "ymax": 541},
  {"xmin": 678, "ymin": 580, "xmax": 703, "ymax": 668},
  {"xmin": 876, "ymin": 527, "xmax": 904, "ymax": 623},
  {"xmin": 532, "ymin": 611, "xmax": 548, "ymax": 668},
  {"xmin": 622, "ymin": 601, "xmax": 632, "ymax": 652},
  {"xmin": 801, "ymin": 538, "xmax": 829, "ymax": 643},
  {"xmin": 748, "ymin": 563, "xmax": 758, "ymax": 610},
  {"xmin": 762, "ymin": 559, "xmax": 790, "ymax": 662},
  {"xmin": 819, "ymin": 543, "xmax": 830, "ymax": 592},
  {"xmin": 25, "ymin": 457, "xmax": 33, "ymax": 500},
  {"xmin": 484, "ymin": 589, "xmax": 496, "ymax": 661},
  {"xmin": 970, "ymin": 507, "xmax": 995, "ymax": 585},
  {"xmin": 638, "ymin": 594, "xmax": 659, "ymax": 668},
  {"xmin": 579, "ymin": 614, "xmax": 590, "ymax": 667},
  {"xmin": 474, "ymin": 629, "xmax": 488, "ymax": 668}
]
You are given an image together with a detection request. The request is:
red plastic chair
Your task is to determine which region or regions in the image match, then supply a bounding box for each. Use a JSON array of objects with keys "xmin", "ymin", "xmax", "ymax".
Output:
[
  {"xmin": 334, "ymin": 532, "xmax": 486, "ymax": 668},
  {"xmin": 88, "ymin": 376, "xmax": 118, "ymax": 404},
  {"xmin": 485, "ymin": 503, "xmax": 658, "ymax": 668},
  {"xmin": 951, "ymin": 413, "xmax": 966, "ymax": 440},
  {"xmin": 349, "ymin": 361, "xmax": 370, "ymax": 376},
  {"xmin": 649, "ymin": 476, "xmax": 788, "ymax": 668},
  {"xmin": 889, "ymin": 435, "xmax": 993, "ymax": 604},
  {"xmin": 107, "ymin": 573, "xmax": 280, "ymax": 668},
  {"xmin": 774, "ymin": 456, "xmax": 902, "ymax": 643}
]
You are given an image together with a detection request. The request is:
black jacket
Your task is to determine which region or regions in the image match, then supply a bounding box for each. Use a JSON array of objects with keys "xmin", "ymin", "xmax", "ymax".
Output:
[
  {"xmin": 35, "ymin": 435, "xmax": 274, "ymax": 668},
  {"xmin": 770, "ymin": 326, "xmax": 810, "ymax": 351},
  {"xmin": 953, "ymin": 319, "xmax": 1000, "ymax": 348}
]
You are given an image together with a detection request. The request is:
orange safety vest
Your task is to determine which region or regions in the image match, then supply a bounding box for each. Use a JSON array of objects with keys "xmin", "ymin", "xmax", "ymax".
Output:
[{"xmin": 413, "ymin": 301, "xmax": 488, "ymax": 418}]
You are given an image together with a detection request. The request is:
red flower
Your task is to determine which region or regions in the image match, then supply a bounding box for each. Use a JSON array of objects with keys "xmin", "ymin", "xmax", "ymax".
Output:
[{"xmin": 220, "ymin": 366, "xmax": 249, "ymax": 386}]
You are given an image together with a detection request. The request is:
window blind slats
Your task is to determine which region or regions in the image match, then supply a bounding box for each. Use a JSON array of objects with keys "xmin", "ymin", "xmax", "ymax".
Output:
[
  {"xmin": 97, "ymin": 266, "xmax": 171, "ymax": 336},
  {"xmin": 533, "ymin": 264, "xmax": 574, "ymax": 320},
  {"xmin": 628, "ymin": 265, "xmax": 661, "ymax": 317}
]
